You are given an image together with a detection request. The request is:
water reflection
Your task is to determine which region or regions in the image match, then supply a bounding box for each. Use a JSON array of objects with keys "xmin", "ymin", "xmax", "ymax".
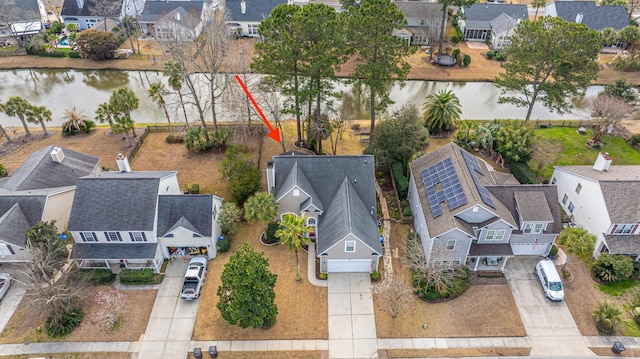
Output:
[{"xmin": 0, "ymin": 69, "xmax": 602, "ymax": 127}]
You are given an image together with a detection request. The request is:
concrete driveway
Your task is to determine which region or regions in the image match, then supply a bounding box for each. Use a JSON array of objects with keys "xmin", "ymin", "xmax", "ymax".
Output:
[{"xmin": 505, "ymin": 257, "xmax": 594, "ymax": 357}]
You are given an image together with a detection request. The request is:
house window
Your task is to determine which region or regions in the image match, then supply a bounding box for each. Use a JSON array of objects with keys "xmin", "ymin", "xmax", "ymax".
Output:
[
  {"xmin": 345, "ymin": 241, "xmax": 356, "ymax": 253},
  {"xmin": 446, "ymin": 240, "xmax": 456, "ymax": 250},
  {"xmin": 81, "ymin": 232, "xmax": 97, "ymax": 242},
  {"xmin": 551, "ymin": 177, "xmax": 557, "ymax": 185},
  {"xmin": 452, "ymin": 258, "xmax": 461, "ymax": 265},
  {"xmin": 614, "ymin": 224, "xmax": 636, "ymax": 234},
  {"xmin": 105, "ymin": 232, "xmax": 122, "ymax": 242},
  {"xmin": 293, "ymin": 189, "xmax": 300, "ymax": 197},
  {"xmin": 575, "ymin": 183, "xmax": 582, "ymax": 194},
  {"xmin": 0, "ymin": 244, "xmax": 14, "ymax": 255},
  {"xmin": 130, "ymin": 232, "xmax": 147, "ymax": 242},
  {"xmin": 568, "ymin": 202, "xmax": 575, "ymax": 213},
  {"xmin": 562, "ymin": 194, "xmax": 568, "ymax": 204},
  {"xmin": 486, "ymin": 230, "xmax": 505, "ymax": 241},
  {"xmin": 248, "ymin": 24, "xmax": 259, "ymax": 35}
]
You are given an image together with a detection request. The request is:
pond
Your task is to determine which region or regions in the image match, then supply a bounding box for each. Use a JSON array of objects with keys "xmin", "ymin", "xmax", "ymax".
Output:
[{"xmin": 0, "ymin": 69, "xmax": 602, "ymax": 127}]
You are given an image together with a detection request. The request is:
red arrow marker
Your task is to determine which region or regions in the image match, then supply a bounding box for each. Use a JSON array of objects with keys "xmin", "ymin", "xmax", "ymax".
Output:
[{"xmin": 235, "ymin": 75, "xmax": 281, "ymax": 143}]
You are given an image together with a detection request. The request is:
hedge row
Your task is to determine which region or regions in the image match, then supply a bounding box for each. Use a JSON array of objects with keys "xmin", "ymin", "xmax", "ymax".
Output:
[
  {"xmin": 119, "ymin": 268, "xmax": 154, "ymax": 284},
  {"xmin": 391, "ymin": 162, "xmax": 409, "ymax": 198},
  {"xmin": 509, "ymin": 161, "xmax": 540, "ymax": 184}
]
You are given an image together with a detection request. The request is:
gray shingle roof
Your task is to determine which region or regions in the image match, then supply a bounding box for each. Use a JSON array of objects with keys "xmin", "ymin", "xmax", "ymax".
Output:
[
  {"xmin": 395, "ymin": 1, "xmax": 443, "ymax": 21},
  {"xmin": 469, "ymin": 242, "xmax": 514, "ymax": 256},
  {"xmin": 604, "ymin": 234, "xmax": 640, "ymax": 255},
  {"xmin": 70, "ymin": 242, "xmax": 158, "ymax": 259},
  {"xmin": 409, "ymin": 143, "xmax": 517, "ymax": 237},
  {"xmin": 226, "ymin": 0, "xmax": 288, "ymax": 22},
  {"xmin": 551, "ymin": 1, "xmax": 628, "ymax": 31},
  {"xmin": 68, "ymin": 171, "xmax": 176, "ymax": 232},
  {"xmin": 157, "ymin": 195, "xmax": 213, "ymax": 237},
  {"xmin": 139, "ymin": 1, "xmax": 205, "ymax": 22},
  {"xmin": 513, "ymin": 191, "xmax": 555, "ymax": 222},
  {"xmin": 464, "ymin": 3, "xmax": 528, "ymax": 22},
  {"xmin": 62, "ymin": 0, "xmax": 121, "ymax": 17},
  {"xmin": 0, "ymin": 0, "xmax": 40, "ymax": 22},
  {"xmin": 276, "ymin": 162, "xmax": 323, "ymax": 211},
  {"xmin": 0, "ymin": 195, "xmax": 47, "ymax": 247},
  {"xmin": 490, "ymin": 13, "xmax": 519, "ymax": 34},
  {"xmin": 3, "ymin": 145, "xmax": 100, "ymax": 191},
  {"xmin": 317, "ymin": 179, "xmax": 382, "ymax": 255}
]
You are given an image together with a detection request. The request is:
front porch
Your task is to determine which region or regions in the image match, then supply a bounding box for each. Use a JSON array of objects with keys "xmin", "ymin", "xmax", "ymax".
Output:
[
  {"xmin": 70, "ymin": 243, "xmax": 162, "ymax": 273},
  {"xmin": 467, "ymin": 242, "xmax": 514, "ymax": 272}
]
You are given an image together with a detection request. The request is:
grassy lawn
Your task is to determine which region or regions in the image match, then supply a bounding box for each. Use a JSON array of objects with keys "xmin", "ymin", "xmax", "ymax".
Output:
[
  {"xmin": 598, "ymin": 279, "xmax": 639, "ymax": 297},
  {"xmin": 530, "ymin": 127, "xmax": 640, "ymax": 179}
]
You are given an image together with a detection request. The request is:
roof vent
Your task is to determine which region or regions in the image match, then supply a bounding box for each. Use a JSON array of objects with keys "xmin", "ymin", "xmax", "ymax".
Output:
[
  {"xmin": 575, "ymin": 12, "xmax": 583, "ymax": 24},
  {"xmin": 50, "ymin": 147, "xmax": 65, "ymax": 163},
  {"xmin": 116, "ymin": 153, "xmax": 131, "ymax": 172},
  {"xmin": 593, "ymin": 152, "xmax": 612, "ymax": 172}
]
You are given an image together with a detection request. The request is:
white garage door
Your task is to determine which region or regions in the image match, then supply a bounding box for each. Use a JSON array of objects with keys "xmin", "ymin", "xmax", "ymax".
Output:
[
  {"xmin": 327, "ymin": 259, "xmax": 371, "ymax": 273},
  {"xmin": 511, "ymin": 243, "xmax": 548, "ymax": 256}
]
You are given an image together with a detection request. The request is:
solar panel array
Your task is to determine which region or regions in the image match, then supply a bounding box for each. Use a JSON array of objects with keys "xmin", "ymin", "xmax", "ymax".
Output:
[
  {"xmin": 460, "ymin": 150, "xmax": 496, "ymax": 209},
  {"xmin": 420, "ymin": 158, "xmax": 468, "ymax": 218}
]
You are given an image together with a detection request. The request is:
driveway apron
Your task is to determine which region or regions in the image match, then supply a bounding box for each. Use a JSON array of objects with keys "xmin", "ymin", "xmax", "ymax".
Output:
[
  {"xmin": 328, "ymin": 273, "xmax": 377, "ymax": 359},
  {"xmin": 135, "ymin": 259, "xmax": 200, "ymax": 359},
  {"xmin": 505, "ymin": 257, "xmax": 594, "ymax": 357}
]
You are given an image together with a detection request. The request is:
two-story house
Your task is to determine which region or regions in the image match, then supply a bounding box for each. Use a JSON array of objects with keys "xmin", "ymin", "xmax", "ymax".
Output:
[
  {"xmin": 394, "ymin": 1, "xmax": 443, "ymax": 46},
  {"xmin": 0, "ymin": 0, "xmax": 44, "ymax": 46},
  {"xmin": 544, "ymin": 1, "xmax": 628, "ymax": 33},
  {"xmin": 266, "ymin": 154, "xmax": 382, "ymax": 273},
  {"xmin": 408, "ymin": 143, "xmax": 561, "ymax": 272},
  {"xmin": 68, "ymin": 156, "xmax": 222, "ymax": 273},
  {"xmin": 61, "ymin": 0, "xmax": 122, "ymax": 30},
  {"xmin": 138, "ymin": 0, "xmax": 217, "ymax": 41},
  {"xmin": 552, "ymin": 152, "xmax": 640, "ymax": 259},
  {"xmin": 226, "ymin": 0, "xmax": 293, "ymax": 37},
  {"xmin": 0, "ymin": 145, "xmax": 101, "ymax": 263}
]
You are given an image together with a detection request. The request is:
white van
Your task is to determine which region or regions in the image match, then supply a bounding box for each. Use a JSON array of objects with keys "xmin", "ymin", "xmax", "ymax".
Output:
[{"xmin": 535, "ymin": 259, "xmax": 564, "ymax": 302}]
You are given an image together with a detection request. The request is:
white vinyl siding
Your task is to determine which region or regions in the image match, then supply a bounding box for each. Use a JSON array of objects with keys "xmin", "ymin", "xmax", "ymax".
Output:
[{"xmin": 0, "ymin": 244, "xmax": 14, "ymax": 255}]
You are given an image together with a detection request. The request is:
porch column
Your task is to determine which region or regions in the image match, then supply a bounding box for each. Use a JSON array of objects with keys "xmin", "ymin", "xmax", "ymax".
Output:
[
  {"xmin": 500, "ymin": 257, "xmax": 508, "ymax": 272},
  {"xmin": 473, "ymin": 257, "xmax": 479, "ymax": 271}
]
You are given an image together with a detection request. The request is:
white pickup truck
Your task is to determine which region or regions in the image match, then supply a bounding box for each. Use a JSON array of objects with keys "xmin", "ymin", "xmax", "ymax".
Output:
[{"xmin": 180, "ymin": 256, "xmax": 207, "ymax": 300}]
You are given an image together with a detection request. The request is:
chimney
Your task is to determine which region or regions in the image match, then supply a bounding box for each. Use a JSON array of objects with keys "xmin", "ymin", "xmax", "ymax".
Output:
[
  {"xmin": 593, "ymin": 152, "xmax": 612, "ymax": 172},
  {"xmin": 50, "ymin": 147, "xmax": 65, "ymax": 163},
  {"xmin": 116, "ymin": 153, "xmax": 132, "ymax": 172},
  {"xmin": 575, "ymin": 12, "xmax": 583, "ymax": 24},
  {"xmin": 175, "ymin": 12, "xmax": 181, "ymax": 21},
  {"xmin": 241, "ymin": 0, "xmax": 246, "ymax": 15},
  {"xmin": 266, "ymin": 160, "xmax": 275, "ymax": 195}
]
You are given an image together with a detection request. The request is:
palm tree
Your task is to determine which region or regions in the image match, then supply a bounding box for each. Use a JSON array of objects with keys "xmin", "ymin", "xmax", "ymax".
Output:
[
  {"xmin": 423, "ymin": 89, "xmax": 462, "ymax": 132},
  {"xmin": 3, "ymin": 96, "xmax": 33, "ymax": 136},
  {"xmin": 113, "ymin": 116, "xmax": 135, "ymax": 146},
  {"xmin": 244, "ymin": 192, "xmax": 279, "ymax": 236},
  {"xmin": 0, "ymin": 103, "xmax": 12, "ymax": 143},
  {"xmin": 163, "ymin": 60, "xmax": 190, "ymax": 129},
  {"xmin": 456, "ymin": 120, "xmax": 477, "ymax": 144},
  {"xmin": 26, "ymin": 105, "xmax": 52, "ymax": 135},
  {"xmin": 619, "ymin": 25, "xmax": 640, "ymax": 52},
  {"xmin": 593, "ymin": 301, "xmax": 622, "ymax": 334},
  {"xmin": 600, "ymin": 27, "xmax": 618, "ymax": 48},
  {"xmin": 275, "ymin": 214, "xmax": 312, "ymax": 281},
  {"xmin": 62, "ymin": 107, "xmax": 89, "ymax": 132},
  {"xmin": 109, "ymin": 87, "xmax": 139, "ymax": 137},
  {"xmin": 473, "ymin": 124, "xmax": 494, "ymax": 151},
  {"xmin": 148, "ymin": 82, "xmax": 173, "ymax": 135},
  {"xmin": 532, "ymin": 0, "xmax": 546, "ymax": 20},
  {"xmin": 557, "ymin": 226, "xmax": 596, "ymax": 273},
  {"xmin": 95, "ymin": 102, "xmax": 116, "ymax": 134}
]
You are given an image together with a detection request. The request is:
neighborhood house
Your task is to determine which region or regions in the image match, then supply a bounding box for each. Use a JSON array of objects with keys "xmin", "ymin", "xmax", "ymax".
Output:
[
  {"xmin": 408, "ymin": 143, "xmax": 561, "ymax": 272},
  {"xmin": 266, "ymin": 154, "xmax": 382, "ymax": 273}
]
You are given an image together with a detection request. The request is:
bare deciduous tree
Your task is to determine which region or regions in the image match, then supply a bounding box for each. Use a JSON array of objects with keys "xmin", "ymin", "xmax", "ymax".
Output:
[
  {"xmin": 377, "ymin": 276, "xmax": 415, "ymax": 318},
  {"xmin": 531, "ymin": 138, "xmax": 564, "ymax": 175},
  {"xmin": 590, "ymin": 95, "xmax": 632, "ymax": 145}
]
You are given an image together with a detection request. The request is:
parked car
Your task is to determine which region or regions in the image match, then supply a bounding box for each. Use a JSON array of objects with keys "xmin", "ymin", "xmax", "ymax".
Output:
[
  {"xmin": 0, "ymin": 273, "xmax": 11, "ymax": 301},
  {"xmin": 180, "ymin": 257, "xmax": 207, "ymax": 300},
  {"xmin": 535, "ymin": 260, "xmax": 564, "ymax": 302}
]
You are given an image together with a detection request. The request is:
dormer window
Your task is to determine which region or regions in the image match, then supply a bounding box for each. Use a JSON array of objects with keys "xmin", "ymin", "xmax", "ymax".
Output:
[
  {"xmin": 613, "ymin": 224, "xmax": 636, "ymax": 235},
  {"xmin": 523, "ymin": 223, "xmax": 543, "ymax": 234}
]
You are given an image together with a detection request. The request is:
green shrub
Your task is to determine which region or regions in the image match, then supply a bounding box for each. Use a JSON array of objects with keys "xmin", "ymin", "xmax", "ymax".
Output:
[
  {"xmin": 495, "ymin": 52, "xmax": 507, "ymax": 61},
  {"xmin": 402, "ymin": 208, "xmax": 412, "ymax": 217},
  {"xmin": 0, "ymin": 164, "xmax": 7, "ymax": 177},
  {"xmin": 593, "ymin": 253, "xmax": 634, "ymax": 283},
  {"xmin": 391, "ymin": 162, "xmax": 409, "ymax": 198},
  {"xmin": 379, "ymin": 179, "xmax": 386, "ymax": 186},
  {"xmin": 509, "ymin": 161, "xmax": 540, "ymax": 184},
  {"xmin": 62, "ymin": 119, "xmax": 96, "ymax": 137},
  {"xmin": 486, "ymin": 50, "xmax": 495, "ymax": 59},
  {"xmin": 165, "ymin": 133, "xmax": 183, "ymax": 143},
  {"xmin": 119, "ymin": 268, "xmax": 154, "ymax": 284},
  {"xmin": 69, "ymin": 50, "xmax": 81, "ymax": 58},
  {"xmin": 46, "ymin": 304, "xmax": 84, "ymax": 337},
  {"xmin": 37, "ymin": 49, "xmax": 66, "ymax": 57},
  {"xmin": 265, "ymin": 222, "xmax": 280, "ymax": 244},
  {"xmin": 90, "ymin": 269, "xmax": 115, "ymax": 284},
  {"xmin": 209, "ymin": 127, "xmax": 234, "ymax": 150},
  {"xmin": 371, "ymin": 271, "xmax": 380, "ymax": 280},
  {"xmin": 217, "ymin": 236, "xmax": 231, "ymax": 253},
  {"xmin": 463, "ymin": 54, "xmax": 471, "ymax": 67},
  {"xmin": 376, "ymin": 171, "xmax": 384, "ymax": 178},
  {"xmin": 631, "ymin": 134, "xmax": 640, "ymax": 147},
  {"xmin": 451, "ymin": 35, "xmax": 460, "ymax": 44},
  {"xmin": 452, "ymin": 48, "xmax": 461, "ymax": 59},
  {"xmin": 413, "ymin": 266, "xmax": 470, "ymax": 300},
  {"xmin": 549, "ymin": 244, "xmax": 559, "ymax": 258},
  {"xmin": 319, "ymin": 272, "xmax": 327, "ymax": 279},
  {"xmin": 186, "ymin": 183, "xmax": 200, "ymax": 194}
]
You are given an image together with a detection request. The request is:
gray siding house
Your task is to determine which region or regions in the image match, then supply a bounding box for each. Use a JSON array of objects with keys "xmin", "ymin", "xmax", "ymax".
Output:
[
  {"xmin": 0, "ymin": 145, "xmax": 101, "ymax": 263},
  {"xmin": 394, "ymin": 1, "xmax": 443, "ymax": 45},
  {"xmin": 61, "ymin": 0, "xmax": 122, "ymax": 30},
  {"xmin": 0, "ymin": 0, "xmax": 43, "ymax": 46},
  {"xmin": 408, "ymin": 143, "xmax": 561, "ymax": 272},
  {"xmin": 544, "ymin": 1, "xmax": 628, "ymax": 31},
  {"xmin": 267, "ymin": 154, "xmax": 382, "ymax": 273},
  {"xmin": 68, "ymin": 162, "xmax": 222, "ymax": 273},
  {"xmin": 459, "ymin": 4, "xmax": 528, "ymax": 49},
  {"xmin": 226, "ymin": 0, "xmax": 291, "ymax": 37},
  {"xmin": 139, "ymin": 0, "xmax": 214, "ymax": 41}
]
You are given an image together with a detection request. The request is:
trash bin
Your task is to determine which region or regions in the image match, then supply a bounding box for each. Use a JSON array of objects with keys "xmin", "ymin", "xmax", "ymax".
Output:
[
  {"xmin": 208, "ymin": 345, "xmax": 218, "ymax": 358},
  {"xmin": 612, "ymin": 341, "xmax": 626, "ymax": 354},
  {"xmin": 193, "ymin": 347, "xmax": 202, "ymax": 359}
]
